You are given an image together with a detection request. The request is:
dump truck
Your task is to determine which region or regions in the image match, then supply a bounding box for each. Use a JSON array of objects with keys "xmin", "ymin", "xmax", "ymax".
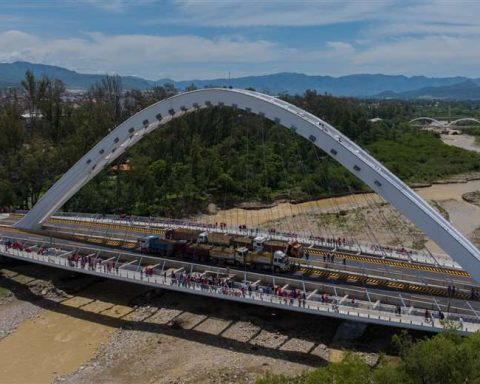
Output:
[
  {"xmin": 198, "ymin": 232, "xmax": 234, "ymax": 247},
  {"xmin": 264, "ymin": 239, "xmax": 288, "ymax": 253},
  {"xmin": 165, "ymin": 228, "xmax": 201, "ymax": 242},
  {"xmin": 139, "ymin": 235, "xmax": 174, "ymax": 256},
  {"xmin": 233, "ymin": 236, "xmax": 253, "ymax": 249},
  {"xmin": 209, "ymin": 246, "xmax": 236, "ymax": 264},
  {"xmin": 185, "ymin": 243, "xmax": 212, "ymax": 261},
  {"xmin": 287, "ymin": 241, "xmax": 304, "ymax": 258},
  {"xmin": 236, "ymin": 247, "xmax": 290, "ymax": 272}
]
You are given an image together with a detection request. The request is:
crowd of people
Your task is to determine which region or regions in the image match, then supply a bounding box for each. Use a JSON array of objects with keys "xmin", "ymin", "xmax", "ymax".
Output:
[{"xmin": 371, "ymin": 244, "xmax": 415, "ymax": 257}]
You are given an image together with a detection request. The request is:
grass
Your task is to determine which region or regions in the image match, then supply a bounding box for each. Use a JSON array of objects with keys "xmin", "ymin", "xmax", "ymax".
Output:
[
  {"xmin": 430, "ymin": 200, "xmax": 450, "ymax": 221},
  {"xmin": 0, "ymin": 286, "xmax": 10, "ymax": 297}
]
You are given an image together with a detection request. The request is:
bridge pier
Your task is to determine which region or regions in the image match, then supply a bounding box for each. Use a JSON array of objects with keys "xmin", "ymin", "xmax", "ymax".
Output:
[{"xmin": 333, "ymin": 320, "xmax": 368, "ymax": 343}]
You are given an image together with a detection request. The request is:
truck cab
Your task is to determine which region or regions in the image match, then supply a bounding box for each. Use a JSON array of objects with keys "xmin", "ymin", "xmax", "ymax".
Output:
[
  {"xmin": 197, "ymin": 232, "xmax": 208, "ymax": 244},
  {"xmin": 235, "ymin": 246, "xmax": 249, "ymax": 262},
  {"xmin": 253, "ymin": 236, "xmax": 267, "ymax": 252},
  {"xmin": 138, "ymin": 235, "xmax": 158, "ymax": 253},
  {"xmin": 273, "ymin": 250, "xmax": 290, "ymax": 272}
]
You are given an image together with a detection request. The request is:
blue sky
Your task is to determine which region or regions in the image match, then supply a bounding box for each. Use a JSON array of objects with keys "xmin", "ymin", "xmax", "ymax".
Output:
[{"xmin": 1, "ymin": 0, "xmax": 479, "ymax": 80}]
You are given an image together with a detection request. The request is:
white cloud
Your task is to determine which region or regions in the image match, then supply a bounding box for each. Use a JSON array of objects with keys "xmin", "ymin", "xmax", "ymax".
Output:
[
  {"xmin": 353, "ymin": 35, "xmax": 480, "ymax": 76},
  {"xmin": 159, "ymin": 0, "xmax": 393, "ymax": 27},
  {"xmin": 0, "ymin": 30, "xmax": 288, "ymax": 79},
  {"xmin": 78, "ymin": 0, "xmax": 157, "ymax": 13}
]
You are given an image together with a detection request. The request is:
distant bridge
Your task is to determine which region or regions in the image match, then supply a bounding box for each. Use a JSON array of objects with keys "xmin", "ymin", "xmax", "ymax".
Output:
[{"xmin": 409, "ymin": 117, "xmax": 480, "ymax": 128}]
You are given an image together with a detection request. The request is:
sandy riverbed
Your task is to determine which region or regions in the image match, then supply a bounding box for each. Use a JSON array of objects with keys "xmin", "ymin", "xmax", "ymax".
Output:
[
  {"xmin": 441, "ymin": 133, "xmax": 480, "ymax": 153},
  {"xmin": 196, "ymin": 180, "xmax": 480, "ymax": 253}
]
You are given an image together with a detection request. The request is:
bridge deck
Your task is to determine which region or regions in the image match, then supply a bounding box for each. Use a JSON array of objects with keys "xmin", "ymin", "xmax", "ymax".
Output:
[{"xmin": 0, "ymin": 239, "xmax": 475, "ymax": 335}]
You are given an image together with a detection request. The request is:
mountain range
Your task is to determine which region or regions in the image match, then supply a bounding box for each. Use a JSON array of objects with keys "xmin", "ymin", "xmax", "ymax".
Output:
[{"xmin": 1, "ymin": 61, "xmax": 480, "ymax": 100}]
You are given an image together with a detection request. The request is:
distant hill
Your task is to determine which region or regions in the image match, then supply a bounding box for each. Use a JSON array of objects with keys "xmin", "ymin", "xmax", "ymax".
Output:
[
  {"xmin": 0, "ymin": 61, "xmax": 479, "ymax": 99},
  {"xmin": 171, "ymin": 73, "xmax": 470, "ymax": 97},
  {"xmin": 374, "ymin": 80, "xmax": 480, "ymax": 100},
  {"xmin": 0, "ymin": 61, "xmax": 155, "ymax": 90}
]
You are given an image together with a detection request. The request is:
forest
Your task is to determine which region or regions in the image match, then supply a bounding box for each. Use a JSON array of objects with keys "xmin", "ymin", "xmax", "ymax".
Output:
[{"xmin": 1, "ymin": 72, "xmax": 480, "ymax": 218}]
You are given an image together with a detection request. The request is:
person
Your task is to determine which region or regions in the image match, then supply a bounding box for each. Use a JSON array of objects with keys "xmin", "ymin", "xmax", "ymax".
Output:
[
  {"xmin": 425, "ymin": 309, "xmax": 431, "ymax": 323},
  {"xmin": 439, "ymin": 311, "xmax": 445, "ymax": 321},
  {"xmin": 343, "ymin": 257, "xmax": 346, "ymax": 265},
  {"xmin": 305, "ymin": 252, "xmax": 309, "ymax": 261}
]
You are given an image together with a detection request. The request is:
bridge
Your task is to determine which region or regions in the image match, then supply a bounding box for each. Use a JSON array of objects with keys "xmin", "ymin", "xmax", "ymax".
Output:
[
  {"xmin": 2, "ymin": 88, "xmax": 480, "ymax": 334},
  {"xmin": 409, "ymin": 117, "xmax": 480, "ymax": 128}
]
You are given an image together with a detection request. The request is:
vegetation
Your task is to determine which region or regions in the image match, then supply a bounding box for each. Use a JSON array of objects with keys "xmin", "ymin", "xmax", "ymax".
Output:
[
  {"xmin": 1, "ymin": 72, "xmax": 480, "ymax": 217},
  {"xmin": 256, "ymin": 331, "xmax": 480, "ymax": 384}
]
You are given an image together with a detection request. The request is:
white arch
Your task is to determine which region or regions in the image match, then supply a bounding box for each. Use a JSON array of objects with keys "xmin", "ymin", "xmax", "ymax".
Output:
[
  {"xmin": 409, "ymin": 117, "xmax": 441, "ymax": 125},
  {"xmin": 16, "ymin": 88, "xmax": 480, "ymax": 281},
  {"xmin": 448, "ymin": 118, "xmax": 480, "ymax": 126}
]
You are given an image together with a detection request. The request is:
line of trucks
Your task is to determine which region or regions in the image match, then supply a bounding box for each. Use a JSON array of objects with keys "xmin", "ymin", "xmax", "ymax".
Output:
[{"xmin": 138, "ymin": 229, "xmax": 304, "ymax": 272}]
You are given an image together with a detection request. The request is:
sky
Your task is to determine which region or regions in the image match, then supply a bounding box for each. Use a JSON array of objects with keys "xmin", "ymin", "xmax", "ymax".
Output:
[{"xmin": 0, "ymin": 0, "xmax": 479, "ymax": 80}]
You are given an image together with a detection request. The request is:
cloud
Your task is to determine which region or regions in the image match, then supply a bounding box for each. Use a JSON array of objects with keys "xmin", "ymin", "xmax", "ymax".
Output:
[
  {"xmin": 0, "ymin": 30, "xmax": 287, "ymax": 79},
  {"xmin": 77, "ymin": 0, "xmax": 157, "ymax": 13},
  {"xmin": 160, "ymin": 0, "xmax": 393, "ymax": 27},
  {"xmin": 353, "ymin": 35, "xmax": 480, "ymax": 76}
]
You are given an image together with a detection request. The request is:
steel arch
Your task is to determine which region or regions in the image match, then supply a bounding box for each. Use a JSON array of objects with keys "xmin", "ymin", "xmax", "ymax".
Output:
[
  {"xmin": 448, "ymin": 118, "xmax": 480, "ymax": 126},
  {"xmin": 409, "ymin": 117, "xmax": 441, "ymax": 125},
  {"xmin": 16, "ymin": 88, "xmax": 480, "ymax": 281}
]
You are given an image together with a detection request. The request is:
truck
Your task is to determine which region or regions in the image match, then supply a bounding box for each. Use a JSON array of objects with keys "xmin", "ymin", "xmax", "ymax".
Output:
[
  {"xmin": 236, "ymin": 247, "xmax": 290, "ymax": 272},
  {"xmin": 233, "ymin": 236, "xmax": 253, "ymax": 249},
  {"xmin": 165, "ymin": 228, "xmax": 201, "ymax": 242},
  {"xmin": 139, "ymin": 235, "xmax": 174, "ymax": 256},
  {"xmin": 198, "ymin": 232, "xmax": 234, "ymax": 247},
  {"xmin": 286, "ymin": 241, "xmax": 304, "ymax": 258},
  {"xmin": 209, "ymin": 246, "xmax": 236, "ymax": 265},
  {"xmin": 185, "ymin": 243, "xmax": 212, "ymax": 261},
  {"xmin": 264, "ymin": 239, "xmax": 288, "ymax": 253}
]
